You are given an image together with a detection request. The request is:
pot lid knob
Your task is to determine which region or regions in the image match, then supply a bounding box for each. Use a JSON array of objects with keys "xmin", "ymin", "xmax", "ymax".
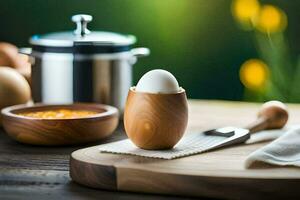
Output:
[{"xmin": 72, "ymin": 14, "xmax": 93, "ymax": 37}]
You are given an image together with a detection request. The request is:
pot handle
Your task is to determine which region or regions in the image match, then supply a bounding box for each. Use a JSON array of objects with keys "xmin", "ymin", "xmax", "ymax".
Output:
[
  {"xmin": 131, "ymin": 47, "xmax": 150, "ymax": 58},
  {"xmin": 19, "ymin": 47, "xmax": 35, "ymax": 65},
  {"xmin": 19, "ymin": 47, "xmax": 32, "ymax": 55}
]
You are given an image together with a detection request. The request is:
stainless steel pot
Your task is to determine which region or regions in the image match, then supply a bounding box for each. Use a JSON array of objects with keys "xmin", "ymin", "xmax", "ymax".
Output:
[{"xmin": 22, "ymin": 14, "xmax": 150, "ymax": 113}]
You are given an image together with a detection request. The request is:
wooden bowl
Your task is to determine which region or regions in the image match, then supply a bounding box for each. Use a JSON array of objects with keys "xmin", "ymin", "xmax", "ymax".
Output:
[
  {"xmin": 124, "ymin": 87, "xmax": 188, "ymax": 150},
  {"xmin": 1, "ymin": 103, "xmax": 119, "ymax": 146}
]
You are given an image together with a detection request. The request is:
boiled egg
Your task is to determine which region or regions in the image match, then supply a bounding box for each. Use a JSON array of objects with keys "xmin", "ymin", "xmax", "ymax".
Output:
[{"xmin": 135, "ymin": 69, "xmax": 180, "ymax": 94}]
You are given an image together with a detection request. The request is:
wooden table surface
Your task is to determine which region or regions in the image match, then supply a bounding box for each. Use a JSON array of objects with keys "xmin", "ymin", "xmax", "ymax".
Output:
[{"xmin": 1, "ymin": 100, "xmax": 299, "ymax": 200}]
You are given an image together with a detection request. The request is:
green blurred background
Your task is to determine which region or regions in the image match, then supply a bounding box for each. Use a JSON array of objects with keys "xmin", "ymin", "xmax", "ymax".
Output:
[{"xmin": 1, "ymin": 0, "xmax": 299, "ymax": 100}]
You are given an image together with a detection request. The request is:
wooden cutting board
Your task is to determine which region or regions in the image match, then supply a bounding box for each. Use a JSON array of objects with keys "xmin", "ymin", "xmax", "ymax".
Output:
[{"xmin": 70, "ymin": 100, "xmax": 300, "ymax": 199}]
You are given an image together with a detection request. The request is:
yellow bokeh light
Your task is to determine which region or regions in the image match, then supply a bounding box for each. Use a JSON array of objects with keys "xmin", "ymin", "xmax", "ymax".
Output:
[
  {"xmin": 255, "ymin": 5, "xmax": 287, "ymax": 33},
  {"xmin": 239, "ymin": 59, "xmax": 269, "ymax": 90},
  {"xmin": 231, "ymin": 0, "xmax": 260, "ymax": 24}
]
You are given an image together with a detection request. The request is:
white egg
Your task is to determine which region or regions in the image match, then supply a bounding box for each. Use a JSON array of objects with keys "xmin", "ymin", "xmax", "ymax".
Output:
[{"xmin": 135, "ymin": 69, "xmax": 180, "ymax": 94}]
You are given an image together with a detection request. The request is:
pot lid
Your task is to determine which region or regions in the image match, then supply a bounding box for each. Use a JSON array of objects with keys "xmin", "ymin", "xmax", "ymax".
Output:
[{"xmin": 29, "ymin": 14, "xmax": 136, "ymax": 53}]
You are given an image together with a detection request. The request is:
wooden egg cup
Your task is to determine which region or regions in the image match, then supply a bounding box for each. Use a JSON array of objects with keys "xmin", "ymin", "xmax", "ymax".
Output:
[
  {"xmin": 1, "ymin": 103, "xmax": 119, "ymax": 146},
  {"xmin": 124, "ymin": 87, "xmax": 188, "ymax": 150}
]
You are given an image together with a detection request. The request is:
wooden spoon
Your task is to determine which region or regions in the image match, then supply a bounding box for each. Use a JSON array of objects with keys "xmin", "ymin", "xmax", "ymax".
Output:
[{"xmin": 204, "ymin": 100, "xmax": 288, "ymax": 138}]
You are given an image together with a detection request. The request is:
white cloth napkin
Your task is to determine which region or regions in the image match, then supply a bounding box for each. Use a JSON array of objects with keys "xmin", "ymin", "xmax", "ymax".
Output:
[
  {"xmin": 245, "ymin": 126, "xmax": 300, "ymax": 168},
  {"xmin": 98, "ymin": 129, "xmax": 248, "ymax": 159},
  {"xmin": 98, "ymin": 125, "xmax": 300, "ymax": 166}
]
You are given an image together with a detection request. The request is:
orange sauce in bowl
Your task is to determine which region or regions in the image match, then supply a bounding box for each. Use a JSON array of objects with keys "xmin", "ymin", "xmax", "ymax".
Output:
[{"xmin": 18, "ymin": 109, "xmax": 98, "ymax": 119}]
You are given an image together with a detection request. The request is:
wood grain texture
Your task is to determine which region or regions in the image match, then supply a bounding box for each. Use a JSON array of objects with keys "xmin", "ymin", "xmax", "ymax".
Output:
[
  {"xmin": 70, "ymin": 100, "xmax": 300, "ymax": 199},
  {"xmin": 0, "ymin": 169, "xmax": 193, "ymax": 200},
  {"xmin": 70, "ymin": 142, "xmax": 300, "ymax": 199},
  {"xmin": 2, "ymin": 100, "xmax": 300, "ymax": 200},
  {"xmin": 70, "ymin": 155, "xmax": 117, "ymax": 190},
  {"xmin": 124, "ymin": 87, "xmax": 188, "ymax": 149},
  {"xmin": 1, "ymin": 103, "xmax": 119, "ymax": 145},
  {"xmin": 0, "ymin": 125, "xmax": 194, "ymax": 200}
]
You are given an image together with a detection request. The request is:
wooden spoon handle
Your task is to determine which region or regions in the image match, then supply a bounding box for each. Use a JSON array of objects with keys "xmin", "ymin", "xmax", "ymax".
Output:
[
  {"xmin": 246, "ymin": 117, "xmax": 271, "ymax": 134},
  {"xmin": 245, "ymin": 101, "xmax": 288, "ymax": 134}
]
